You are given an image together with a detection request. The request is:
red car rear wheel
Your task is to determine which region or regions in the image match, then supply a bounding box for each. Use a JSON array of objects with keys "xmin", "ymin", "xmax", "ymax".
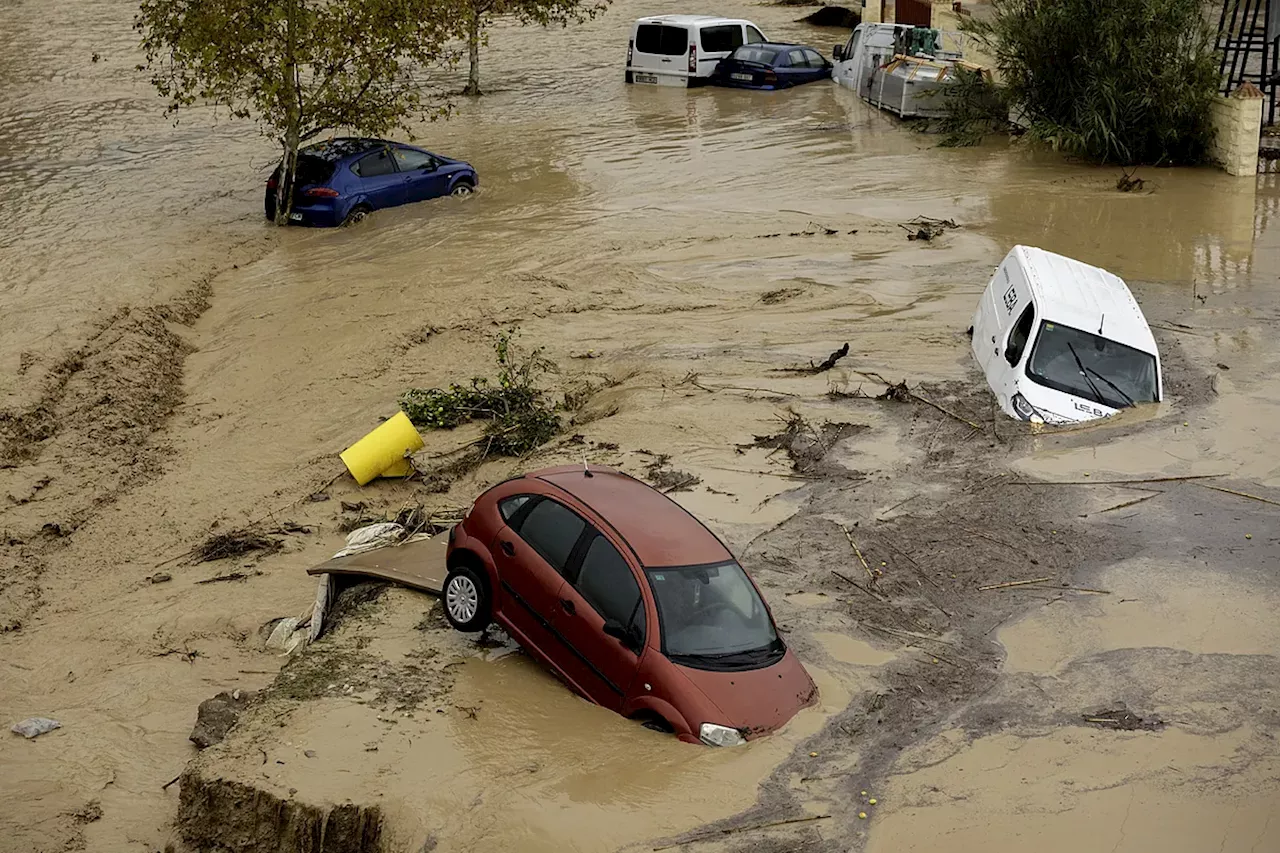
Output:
[{"xmin": 443, "ymin": 563, "xmax": 491, "ymax": 632}]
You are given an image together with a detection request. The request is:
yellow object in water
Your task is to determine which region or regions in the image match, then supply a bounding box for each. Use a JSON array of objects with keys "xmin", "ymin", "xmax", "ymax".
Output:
[{"xmin": 340, "ymin": 411, "xmax": 424, "ymax": 486}]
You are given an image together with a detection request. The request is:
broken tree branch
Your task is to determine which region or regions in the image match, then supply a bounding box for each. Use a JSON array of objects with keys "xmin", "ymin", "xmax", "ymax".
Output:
[{"xmin": 812, "ymin": 342, "xmax": 850, "ymax": 372}]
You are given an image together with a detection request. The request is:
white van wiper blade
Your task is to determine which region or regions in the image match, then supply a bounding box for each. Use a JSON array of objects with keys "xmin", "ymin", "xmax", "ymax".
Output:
[
  {"xmin": 1067, "ymin": 342, "xmax": 1107, "ymax": 407},
  {"xmin": 1083, "ymin": 365, "xmax": 1135, "ymax": 408}
]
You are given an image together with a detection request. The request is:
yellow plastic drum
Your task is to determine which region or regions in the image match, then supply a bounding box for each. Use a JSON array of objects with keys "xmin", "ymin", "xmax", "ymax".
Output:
[{"xmin": 340, "ymin": 411, "xmax": 424, "ymax": 486}]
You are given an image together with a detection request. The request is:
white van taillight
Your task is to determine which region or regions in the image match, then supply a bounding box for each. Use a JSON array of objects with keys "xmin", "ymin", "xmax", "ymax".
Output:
[
  {"xmin": 689, "ymin": 42, "xmax": 697, "ymax": 73},
  {"xmin": 627, "ymin": 38, "xmax": 633, "ymax": 66}
]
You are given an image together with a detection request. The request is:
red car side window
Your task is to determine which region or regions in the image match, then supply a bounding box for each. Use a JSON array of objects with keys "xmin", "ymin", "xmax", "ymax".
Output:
[
  {"xmin": 498, "ymin": 494, "xmax": 535, "ymax": 523},
  {"xmin": 516, "ymin": 499, "xmax": 586, "ymax": 575},
  {"xmin": 575, "ymin": 534, "xmax": 646, "ymax": 639}
]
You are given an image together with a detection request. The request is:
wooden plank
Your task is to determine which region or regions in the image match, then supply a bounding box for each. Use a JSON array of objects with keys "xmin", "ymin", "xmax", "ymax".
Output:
[{"xmin": 306, "ymin": 536, "xmax": 448, "ymax": 595}]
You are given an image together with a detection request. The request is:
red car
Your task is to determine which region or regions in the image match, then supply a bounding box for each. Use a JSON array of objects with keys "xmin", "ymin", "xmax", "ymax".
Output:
[{"xmin": 444, "ymin": 465, "xmax": 818, "ymax": 745}]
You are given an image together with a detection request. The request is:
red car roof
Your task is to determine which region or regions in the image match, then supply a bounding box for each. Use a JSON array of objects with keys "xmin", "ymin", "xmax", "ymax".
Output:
[{"xmin": 532, "ymin": 466, "xmax": 732, "ymax": 568}]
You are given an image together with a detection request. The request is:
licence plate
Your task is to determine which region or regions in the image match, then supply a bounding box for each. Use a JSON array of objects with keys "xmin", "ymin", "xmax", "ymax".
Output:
[
  {"xmin": 289, "ymin": 212, "xmax": 303, "ymax": 221},
  {"xmin": 634, "ymin": 72, "xmax": 658, "ymax": 84},
  {"xmin": 731, "ymin": 73, "xmax": 753, "ymax": 82}
]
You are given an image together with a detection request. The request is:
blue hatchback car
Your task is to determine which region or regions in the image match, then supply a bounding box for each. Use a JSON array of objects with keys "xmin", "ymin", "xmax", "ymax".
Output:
[
  {"xmin": 264, "ymin": 137, "xmax": 479, "ymax": 227},
  {"xmin": 710, "ymin": 43, "xmax": 833, "ymax": 90}
]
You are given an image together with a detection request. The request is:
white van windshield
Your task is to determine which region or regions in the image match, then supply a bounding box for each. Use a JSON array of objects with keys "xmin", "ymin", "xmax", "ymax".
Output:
[
  {"xmin": 1026, "ymin": 321, "xmax": 1158, "ymax": 408},
  {"xmin": 646, "ymin": 561, "xmax": 782, "ymax": 670}
]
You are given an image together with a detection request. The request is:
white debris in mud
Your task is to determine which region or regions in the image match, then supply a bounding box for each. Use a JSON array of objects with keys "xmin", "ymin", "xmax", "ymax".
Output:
[{"xmin": 11, "ymin": 717, "xmax": 61, "ymax": 739}]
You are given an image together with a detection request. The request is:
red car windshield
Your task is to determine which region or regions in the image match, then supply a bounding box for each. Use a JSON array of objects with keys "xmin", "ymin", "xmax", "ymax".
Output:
[{"xmin": 645, "ymin": 561, "xmax": 782, "ymax": 669}]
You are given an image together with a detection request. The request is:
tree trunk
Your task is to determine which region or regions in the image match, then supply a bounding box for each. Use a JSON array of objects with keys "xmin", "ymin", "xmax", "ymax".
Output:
[
  {"xmin": 463, "ymin": 10, "xmax": 481, "ymax": 96},
  {"xmin": 275, "ymin": 124, "xmax": 301, "ymax": 226},
  {"xmin": 275, "ymin": 0, "xmax": 302, "ymax": 225}
]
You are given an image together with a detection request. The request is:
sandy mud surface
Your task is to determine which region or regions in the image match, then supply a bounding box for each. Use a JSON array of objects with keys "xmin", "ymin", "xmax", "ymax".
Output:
[{"xmin": 3, "ymin": 0, "xmax": 1280, "ymax": 850}]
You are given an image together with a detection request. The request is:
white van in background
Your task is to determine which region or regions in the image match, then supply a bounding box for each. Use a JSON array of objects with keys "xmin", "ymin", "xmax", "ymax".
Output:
[
  {"xmin": 626, "ymin": 16, "xmax": 768, "ymax": 87},
  {"xmin": 972, "ymin": 246, "xmax": 1162, "ymax": 425}
]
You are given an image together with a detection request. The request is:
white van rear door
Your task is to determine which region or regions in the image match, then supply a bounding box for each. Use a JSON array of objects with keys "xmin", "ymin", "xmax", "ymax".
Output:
[{"xmin": 632, "ymin": 23, "xmax": 689, "ymax": 83}]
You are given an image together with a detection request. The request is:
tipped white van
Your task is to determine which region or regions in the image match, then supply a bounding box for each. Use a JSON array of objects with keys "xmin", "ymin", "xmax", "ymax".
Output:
[{"xmin": 972, "ymin": 246, "xmax": 1162, "ymax": 424}]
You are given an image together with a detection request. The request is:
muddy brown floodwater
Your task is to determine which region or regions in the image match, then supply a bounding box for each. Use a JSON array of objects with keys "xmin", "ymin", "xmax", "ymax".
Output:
[{"xmin": 3, "ymin": 0, "xmax": 1280, "ymax": 850}]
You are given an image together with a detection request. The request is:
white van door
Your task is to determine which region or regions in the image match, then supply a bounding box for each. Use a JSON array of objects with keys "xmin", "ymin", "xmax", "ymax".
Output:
[
  {"xmin": 972, "ymin": 262, "xmax": 1007, "ymax": 375},
  {"xmin": 693, "ymin": 22, "xmax": 767, "ymax": 80},
  {"xmin": 832, "ymin": 27, "xmax": 865, "ymax": 91},
  {"xmin": 631, "ymin": 22, "xmax": 691, "ymax": 86},
  {"xmin": 983, "ymin": 262, "xmax": 1035, "ymax": 411},
  {"xmin": 995, "ymin": 299, "xmax": 1037, "ymax": 410},
  {"xmin": 834, "ymin": 25, "xmax": 900, "ymax": 96}
]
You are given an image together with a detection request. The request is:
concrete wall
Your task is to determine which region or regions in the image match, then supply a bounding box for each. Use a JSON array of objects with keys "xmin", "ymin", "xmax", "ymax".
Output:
[{"xmin": 1210, "ymin": 84, "xmax": 1264, "ymax": 177}]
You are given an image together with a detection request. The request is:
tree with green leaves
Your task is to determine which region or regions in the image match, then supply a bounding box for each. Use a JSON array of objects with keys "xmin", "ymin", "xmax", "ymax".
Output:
[
  {"xmin": 135, "ymin": 0, "xmax": 464, "ymax": 225},
  {"xmin": 459, "ymin": 0, "xmax": 608, "ymax": 96},
  {"xmin": 961, "ymin": 0, "xmax": 1219, "ymax": 165}
]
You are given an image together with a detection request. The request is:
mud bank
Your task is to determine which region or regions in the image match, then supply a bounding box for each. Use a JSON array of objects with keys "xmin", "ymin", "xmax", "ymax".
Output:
[{"xmin": 178, "ymin": 776, "xmax": 382, "ymax": 853}]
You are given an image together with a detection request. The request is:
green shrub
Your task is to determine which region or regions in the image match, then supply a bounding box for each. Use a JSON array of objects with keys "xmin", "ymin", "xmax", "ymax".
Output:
[
  {"xmin": 399, "ymin": 329, "xmax": 561, "ymax": 459},
  {"xmin": 936, "ymin": 66, "xmax": 1012, "ymax": 147},
  {"xmin": 965, "ymin": 0, "xmax": 1219, "ymax": 164}
]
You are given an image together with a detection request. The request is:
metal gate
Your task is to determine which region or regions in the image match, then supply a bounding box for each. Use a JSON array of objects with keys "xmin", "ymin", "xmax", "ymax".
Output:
[
  {"xmin": 895, "ymin": 0, "xmax": 933, "ymax": 28},
  {"xmin": 1217, "ymin": 0, "xmax": 1280, "ymax": 124}
]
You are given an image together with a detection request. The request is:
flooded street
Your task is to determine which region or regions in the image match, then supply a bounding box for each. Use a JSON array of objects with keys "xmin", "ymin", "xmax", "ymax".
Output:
[{"xmin": 3, "ymin": 0, "xmax": 1280, "ymax": 851}]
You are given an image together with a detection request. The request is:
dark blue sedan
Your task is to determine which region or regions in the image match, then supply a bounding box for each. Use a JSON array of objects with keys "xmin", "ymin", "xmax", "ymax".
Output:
[
  {"xmin": 264, "ymin": 137, "xmax": 479, "ymax": 227},
  {"xmin": 710, "ymin": 43, "xmax": 833, "ymax": 90}
]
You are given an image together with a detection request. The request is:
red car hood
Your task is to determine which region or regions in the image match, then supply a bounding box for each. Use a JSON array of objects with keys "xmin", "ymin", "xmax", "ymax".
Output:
[{"xmin": 675, "ymin": 649, "xmax": 818, "ymax": 738}]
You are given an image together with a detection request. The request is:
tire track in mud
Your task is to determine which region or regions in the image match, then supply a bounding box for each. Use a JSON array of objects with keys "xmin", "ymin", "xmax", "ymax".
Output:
[{"xmin": 0, "ymin": 251, "xmax": 271, "ymax": 632}]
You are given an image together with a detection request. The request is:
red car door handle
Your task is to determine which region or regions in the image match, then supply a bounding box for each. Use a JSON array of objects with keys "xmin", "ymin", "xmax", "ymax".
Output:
[
  {"xmin": 560, "ymin": 599, "xmax": 576, "ymax": 615},
  {"xmin": 500, "ymin": 540, "xmax": 515, "ymax": 556}
]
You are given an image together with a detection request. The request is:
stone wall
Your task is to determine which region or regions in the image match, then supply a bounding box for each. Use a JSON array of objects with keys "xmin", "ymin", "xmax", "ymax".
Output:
[{"xmin": 1210, "ymin": 84, "xmax": 1264, "ymax": 177}]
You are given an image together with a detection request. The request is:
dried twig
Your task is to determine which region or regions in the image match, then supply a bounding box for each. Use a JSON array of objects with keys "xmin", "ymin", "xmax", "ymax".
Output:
[
  {"xmin": 978, "ymin": 576, "xmax": 1053, "ymax": 591},
  {"xmin": 1149, "ymin": 322, "xmax": 1210, "ymax": 337},
  {"xmin": 652, "ymin": 815, "xmax": 832, "ymax": 850},
  {"xmin": 863, "ymin": 623, "xmax": 956, "ymax": 646},
  {"xmin": 162, "ymin": 774, "xmax": 181, "ymax": 791},
  {"xmin": 1006, "ymin": 474, "xmax": 1224, "ymax": 486},
  {"xmin": 878, "ymin": 492, "xmax": 921, "ymax": 517},
  {"xmin": 841, "ymin": 525, "xmax": 874, "ymax": 579},
  {"xmin": 831, "ymin": 570, "xmax": 887, "ymax": 601},
  {"xmin": 1094, "ymin": 491, "xmax": 1162, "ymax": 514},
  {"xmin": 957, "ymin": 525, "xmax": 1024, "ymax": 555},
  {"xmin": 195, "ymin": 571, "xmax": 251, "ymax": 585},
  {"xmin": 908, "ymin": 388, "xmax": 982, "ymax": 430},
  {"xmin": 1196, "ymin": 482, "xmax": 1280, "ymax": 508}
]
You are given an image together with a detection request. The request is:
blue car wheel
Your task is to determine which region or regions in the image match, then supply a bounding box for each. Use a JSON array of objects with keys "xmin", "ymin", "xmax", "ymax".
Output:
[{"xmin": 342, "ymin": 204, "xmax": 372, "ymax": 226}]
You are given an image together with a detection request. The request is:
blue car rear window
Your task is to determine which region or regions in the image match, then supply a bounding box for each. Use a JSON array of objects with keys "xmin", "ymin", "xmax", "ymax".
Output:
[
  {"xmin": 733, "ymin": 46, "xmax": 779, "ymax": 64},
  {"xmin": 294, "ymin": 155, "xmax": 335, "ymax": 186}
]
